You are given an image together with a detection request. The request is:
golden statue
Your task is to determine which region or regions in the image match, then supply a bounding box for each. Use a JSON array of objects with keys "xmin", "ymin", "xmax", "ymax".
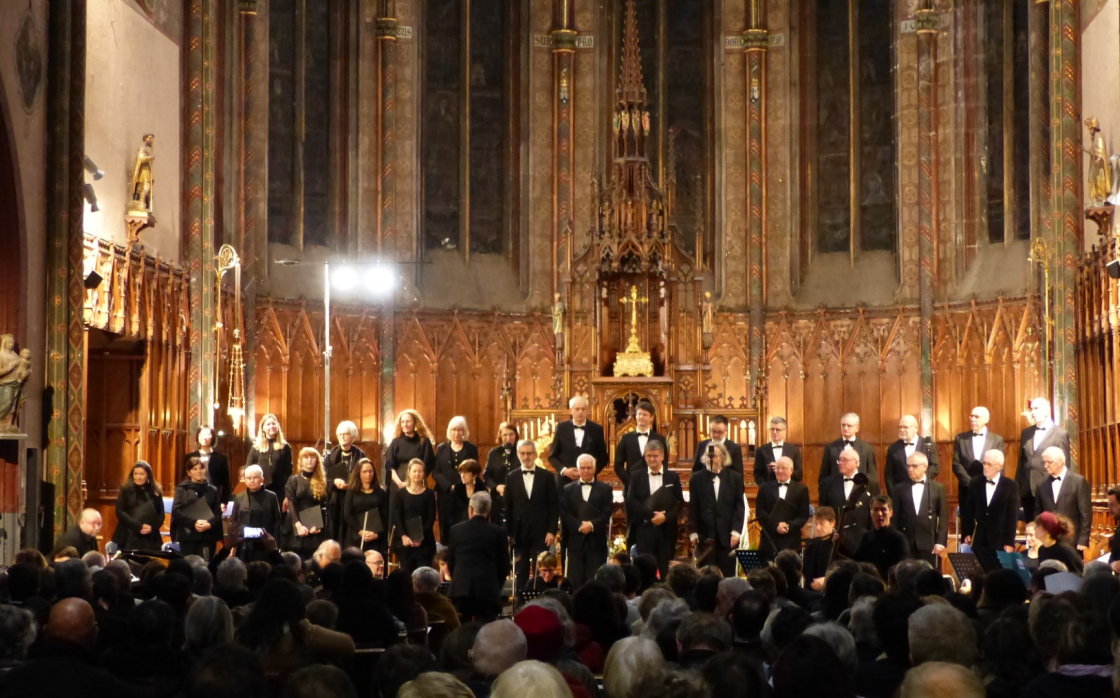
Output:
[
  {"xmin": 128, "ymin": 134, "xmax": 155, "ymax": 216},
  {"xmin": 1086, "ymin": 117, "xmax": 1112, "ymax": 207}
]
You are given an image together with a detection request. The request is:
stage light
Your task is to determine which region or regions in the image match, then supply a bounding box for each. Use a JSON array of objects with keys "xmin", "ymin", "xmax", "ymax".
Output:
[
  {"xmin": 364, "ymin": 262, "xmax": 397, "ymax": 298},
  {"xmin": 332, "ymin": 265, "xmax": 358, "ymax": 291}
]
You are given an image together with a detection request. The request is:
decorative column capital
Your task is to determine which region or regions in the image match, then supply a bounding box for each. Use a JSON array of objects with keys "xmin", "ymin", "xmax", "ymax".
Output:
[
  {"xmin": 743, "ymin": 28, "xmax": 769, "ymax": 52},
  {"xmin": 376, "ymin": 17, "xmax": 398, "ymax": 40},
  {"xmin": 238, "ymin": 0, "xmax": 260, "ymax": 15},
  {"xmin": 915, "ymin": 8, "xmax": 939, "ymax": 35},
  {"xmin": 551, "ymin": 28, "xmax": 578, "ymax": 52}
]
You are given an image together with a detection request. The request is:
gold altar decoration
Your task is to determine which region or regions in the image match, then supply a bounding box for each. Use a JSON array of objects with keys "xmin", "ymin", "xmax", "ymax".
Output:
[
  {"xmin": 614, "ymin": 285, "xmax": 654, "ymax": 377},
  {"xmin": 1086, "ymin": 117, "xmax": 1113, "ymax": 208},
  {"xmin": 125, "ymin": 134, "xmax": 156, "ymax": 250}
]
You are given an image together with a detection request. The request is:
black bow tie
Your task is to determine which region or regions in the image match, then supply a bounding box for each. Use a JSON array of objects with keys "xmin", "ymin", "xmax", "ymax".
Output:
[
  {"xmin": 974, "ymin": 432, "xmax": 985, "ymax": 437},
  {"xmin": 843, "ymin": 440, "xmax": 854, "ymax": 448},
  {"xmin": 637, "ymin": 432, "xmax": 649, "ymax": 437},
  {"xmin": 778, "ymin": 481, "xmax": 790, "ymax": 487},
  {"xmin": 522, "ymin": 469, "xmax": 536, "ymax": 476},
  {"xmin": 986, "ymin": 478, "xmax": 997, "ymax": 485},
  {"xmin": 1050, "ymin": 475, "xmax": 1061, "ymax": 482},
  {"xmin": 912, "ymin": 480, "xmax": 926, "ymax": 486},
  {"xmin": 905, "ymin": 442, "xmax": 916, "ymax": 448},
  {"xmin": 1037, "ymin": 427, "xmax": 1047, "ymax": 432},
  {"xmin": 650, "ymin": 472, "xmax": 662, "ymax": 477},
  {"xmin": 581, "ymin": 482, "xmax": 593, "ymax": 487},
  {"xmin": 843, "ymin": 477, "xmax": 855, "ymax": 483}
]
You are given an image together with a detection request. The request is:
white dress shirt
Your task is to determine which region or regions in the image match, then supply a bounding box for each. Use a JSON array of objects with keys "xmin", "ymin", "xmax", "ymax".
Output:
[
  {"xmin": 771, "ymin": 442, "xmax": 784, "ymax": 461},
  {"xmin": 985, "ymin": 473, "xmax": 1000, "ymax": 505},
  {"xmin": 648, "ymin": 470, "xmax": 663, "ymax": 493},
  {"xmin": 1033, "ymin": 423, "xmax": 1051, "ymax": 450},
  {"xmin": 972, "ymin": 430, "xmax": 988, "ymax": 462},
  {"xmin": 712, "ymin": 473, "xmax": 721, "ymax": 500},
  {"xmin": 843, "ymin": 476, "xmax": 855, "ymax": 500},
  {"xmin": 522, "ymin": 467, "xmax": 536, "ymax": 498},
  {"xmin": 572, "ymin": 422, "xmax": 586, "ymax": 447},
  {"xmin": 904, "ymin": 441, "xmax": 917, "ymax": 459},
  {"xmin": 912, "ymin": 480, "xmax": 925, "ymax": 514},
  {"xmin": 777, "ymin": 481, "xmax": 789, "ymax": 500},
  {"xmin": 637, "ymin": 432, "xmax": 649, "ymax": 455},
  {"xmin": 1050, "ymin": 467, "xmax": 1066, "ymax": 503},
  {"xmin": 580, "ymin": 480, "xmax": 593, "ymax": 502}
]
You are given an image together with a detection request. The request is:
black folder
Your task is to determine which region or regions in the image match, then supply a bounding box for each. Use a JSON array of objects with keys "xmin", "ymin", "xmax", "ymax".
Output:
[
  {"xmin": 362, "ymin": 507, "xmax": 384, "ymax": 534},
  {"xmin": 405, "ymin": 516, "xmax": 424, "ymax": 542},
  {"xmin": 768, "ymin": 497, "xmax": 801, "ymax": 524},
  {"xmin": 182, "ymin": 496, "xmax": 215, "ymax": 523},
  {"xmin": 298, "ymin": 505, "xmax": 325, "ymax": 531},
  {"xmin": 646, "ymin": 485, "xmax": 677, "ymax": 513},
  {"xmin": 130, "ymin": 500, "xmax": 161, "ymax": 527},
  {"xmin": 577, "ymin": 500, "xmax": 601, "ymax": 522}
]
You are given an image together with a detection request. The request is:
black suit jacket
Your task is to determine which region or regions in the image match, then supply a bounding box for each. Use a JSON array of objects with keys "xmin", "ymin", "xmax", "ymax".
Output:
[
  {"xmin": 688, "ymin": 469, "xmax": 746, "ymax": 548},
  {"xmin": 1017, "ymin": 424, "xmax": 1073, "ymax": 497},
  {"xmin": 960, "ymin": 475, "xmax": 1019, "ymax": 550},
  {"xmin": 504, "ymin": 467, "xmax": 560, "ymax": 548},
  {"xmin": 890, "ymin": 479, "xmax": 949, "ymax": 553},
  {"xmin": 755, "ymin": 480, "xmax": 811, "ymax": 556},
  {"xmin": 884, "ymin": 439, "xmax": 940, "ymax": 493},
  {"xmin": 752, "ymin": 442, "xmax": 802, "ymax": 483},
  {"xmin": 692, "ymin": 439, "xmax": 746, "ymax": 475},
  {"xmin": 1037, "ymin": 470, "xmax": 1092, "ymax": 547},
  {"xmin": 625, "ymin": 469, "xmax": 683, "ymax": 545},
  {"xmin": 185, "ymin": 450, "xmax": 232, "ymax": 504},
  {"xmin": 549, "ymin": 419, "xmax": 610, "ymax": 486},
  {"xmin": 446, "ymin": 515, "xmax": 511, "ymax": 605},
  {"xmin": 560, "ymin": 480, "xmax": 614, "ymax": 554},
  {"xmin": 818, "ymin": 438, "xmax": 877, "ymax": 492},
  {"xmin": 615, "ymin": 430, "xmax": 669, "ymax": 486},
  {"xmin": 818, "ymin": 473, "xmax": 880, "ymax": 558},
  {"xmin": 950, "ymin": 430, "xmax": 1005, "ymax": 491}
]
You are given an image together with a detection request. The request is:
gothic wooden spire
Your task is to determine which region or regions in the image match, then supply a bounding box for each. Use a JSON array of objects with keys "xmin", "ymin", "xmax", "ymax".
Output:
[{"xmin": 617, "ymin": 0, "xmax": 646, "ymax": 108}]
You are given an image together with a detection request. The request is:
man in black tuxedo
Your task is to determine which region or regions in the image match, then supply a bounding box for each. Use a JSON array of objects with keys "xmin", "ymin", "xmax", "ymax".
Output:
[
  {"xmin": 1037, "ymin": 446, "xmax": 1091, "ymax": 550},
  {"xmin": 951, "ymin": 406, "xmax": 1005, "ymax": 512},
  {"xmin": 752, "ymin": 416, "xmax": 802, "ymax": 484},
  {"xmin": 560, "ymin": 454, "xmax": 615, "ymax": 587},
  {"xmin": 693, "ymin": 414, "xmax": 747, "ymax": 477},
  {"xmin": 884, "ymin": 415, "xmax": 940, "ymax": 493},
  {"xmin": 625, "ymin": 440, "xmax": 682, "ymax": 580},
  {"xmin": 1017, "ymin": 397, "xmax": 1073, "ymax": 521},
  {"xmin": 889, "ymin": 452, "xmax": 948, "ymax": 566},
  {"xmin": 505, "ymin": 439, "xmax": 560, "ymax": 584},
  {"xmin": 819, "ymin": 448, "xmax": 880, "ymax": 559},
  {"xmin": 447, "ymin": 492, "xmax": 511, "ymax": 621},
  {"xmin": 755, "ymin": 457, "xmax": 810, "ymax": 558},
  {"xmin": 549, "ymin": 395, "xmax": 610, "ymax": 489},
  {"xmin": 960, "ymin": 449, "xmax": 1019, "ymax": 553},
  {"xmin": 689, "ymin": 442, "xmax": 746, "ymax": 577},
  {"xmin": 615, "ymin": 400, "xmax": 668, "ymax": 489},
  {"xmin": 818, "ymin": 412, "xmax": 877, "ymax": 496}
]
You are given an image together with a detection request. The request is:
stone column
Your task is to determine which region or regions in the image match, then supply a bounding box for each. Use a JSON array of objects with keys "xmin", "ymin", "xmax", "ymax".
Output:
[
  {"xmin": 44, "ymin": 0, "xmax": 86, "ymax": 531},
  {"xmin": 744, "ymin": 0, "xmax": 767, "ymax": 405},
  {"xmin": 1048, "ymin": 0, "xmax": 1081, "ymax": 459},
  {"xmin": 185, "ymin": 0, "xmax": 218, "ymax": 433},
  {"xmin": 552, "ymin": 0, "xmax": 576, "ymax": 297},
  {"xmin": 916, "ymin": 1, "xmax": 938, "ymax": 431},
  {"xmin": 238, "ymin": 0, "xmax": 269, "ymax": 434},
  {"xmin": 377, "ymin": 0, "xmax": 397, "ymax": 255}
]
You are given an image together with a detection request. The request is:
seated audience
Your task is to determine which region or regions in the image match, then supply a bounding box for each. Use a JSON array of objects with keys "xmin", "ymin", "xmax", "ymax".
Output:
[
  {"xmin": 413, "ymin": 565, "xmax": 461, "ymax": 630},
  {"xmin": 899, "ymin": 661, "xmax": 985, "ymax": 698},
  {"xmin": 490, "ymin": 660, "xmax": 574, "ymax": 698}
]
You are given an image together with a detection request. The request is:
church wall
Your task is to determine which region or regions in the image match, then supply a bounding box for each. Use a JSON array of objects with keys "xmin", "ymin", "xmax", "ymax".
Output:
[
  {"xmin": 83, "ymin": 0, "xmax": 182, "ymax": 262},
  {"xmin": 1081, "ymin": 0, "xmax": 1120, "ymax": 250},
  {"xmin": 0, "ymin": 0, "xmax": 48, "ymax": 549}
]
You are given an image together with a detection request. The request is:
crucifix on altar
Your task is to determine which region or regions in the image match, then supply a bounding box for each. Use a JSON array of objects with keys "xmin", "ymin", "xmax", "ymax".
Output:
[{"xmin": 613, "ymin": 285, "xmax": 654, "ymax": 377}]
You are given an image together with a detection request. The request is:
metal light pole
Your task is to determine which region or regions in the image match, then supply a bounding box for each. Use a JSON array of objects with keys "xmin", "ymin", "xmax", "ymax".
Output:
[{"xmin": 324, "ymin": 260, "xmax": 333, "ymax": 455}]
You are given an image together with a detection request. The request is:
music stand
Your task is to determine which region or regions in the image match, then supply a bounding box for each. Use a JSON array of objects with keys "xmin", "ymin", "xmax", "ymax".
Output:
[
  {"xmin": 735, "ymin": 550, "xmax": 771, "ymax": 574},
  {"xmin": 946, "ymin": 552, "xmax": 984, "ymax": 585},
  {"xmin": 972, "ymin": 548, "xmax": 1003, "ymax": 573}
]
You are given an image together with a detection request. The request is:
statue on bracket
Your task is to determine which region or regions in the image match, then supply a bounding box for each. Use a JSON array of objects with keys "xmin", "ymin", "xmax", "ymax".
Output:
[
  {"xmin": 125, "ymin": 133, "xmax": 157, "ymax": 250},
  {"xmin": 1085, "ymin": 117, "xmax": 1113, "ymax": 207},
  {"xmin": 0, "ymin": 335, "xmax": 32, "ymax": 433}
]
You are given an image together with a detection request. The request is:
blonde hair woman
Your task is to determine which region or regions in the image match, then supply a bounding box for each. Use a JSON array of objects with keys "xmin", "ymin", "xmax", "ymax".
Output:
[
  {"xmin": 490, "ymin": 660, "xmax": 573, "ymax": 698},
  {"xmin": 391, "ymin": 458, "xmax": 437, "ymax": 574},
  {"xmin": 246, "ymin": 413, "xmax": 293, "ymax": 500},
  {"xmin": 484, "ymin": 422, "xmax": 520, "ymax": 526},
  {"xmin": 434, "ymin": 416, "xmax": 479, "ymax": 543},
  {"xmin": 386, "ymin": 409, "xmax": 435, "ymax": 490},
  {"xmin": 286, "ymin": 447, "xmax": 328, "ymax": 559}
]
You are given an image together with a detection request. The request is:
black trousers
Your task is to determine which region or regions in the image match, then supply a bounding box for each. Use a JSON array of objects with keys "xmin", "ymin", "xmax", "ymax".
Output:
[
  {"xmin": 565, "ymin": 546, "xmax": 607, "ymax": 589},
  {"xmin": 513, "ymin": 541, "xmax": 547, "ymax": 587},
  {"xmin": 454, "ymin": 595, "xmax": 502, "ymax": 623},
  {"xmin": 699, "ymin": 542, "xmax": 738, "ymax": 577},
  {"xmin": 635, "ymin": 525, "xmax": 674, "ymax": 581}
]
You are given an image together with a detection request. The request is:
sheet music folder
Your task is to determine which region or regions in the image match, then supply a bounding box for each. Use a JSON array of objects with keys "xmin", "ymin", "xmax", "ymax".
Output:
[
  {"xmin": 405, "ymin": 516, "xmax": 424, "ymax": 542},
  {"xmin": 298, "ymin": 505, "xmax": 325, "ymax": 531},
  {"xmin": 768, "ymin": 497, "xmax": 801, "ymax": 524},
  {"xmin": 182, "ymin": 496, "xmax": 216, "ymax": 523},
  {"xmin": 362, "ymin": 508, "xmax": 384, "ymax": 534},
  {"xmin": 646, "ymin": 486, "xmax": 676, "ymax": 513},
  {"xmin": 130, "ymin": 500, "xmax": 161, "ymax": 527}
]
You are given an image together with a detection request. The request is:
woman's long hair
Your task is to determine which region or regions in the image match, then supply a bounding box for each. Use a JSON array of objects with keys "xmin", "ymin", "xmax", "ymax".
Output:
[
  {"xmin": 123, "ymin": 460, "xmax": 162, "ymax": 497},
  {"xmin": 253, "ymin": 413, "xmax": 288, "ymax": 452},
  {"xmin": 297, "ymin": 447, "xmax": 328, "ymax": 500},
  {"xmin": 235, "ymin": 578, "xmax": 306, "ymax": 651},
  {"xmin": 393, "ymin": 409, "xmax": 431, "ymax": 441},
  {"xmin": 347, "ymin": 457, "xmax": 381, "ymax": 492}
]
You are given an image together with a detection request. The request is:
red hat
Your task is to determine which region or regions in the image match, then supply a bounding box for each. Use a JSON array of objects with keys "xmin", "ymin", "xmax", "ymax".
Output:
[{"xmin": 514, "ymin": 605, "xmax": 564, "ymax": 662}]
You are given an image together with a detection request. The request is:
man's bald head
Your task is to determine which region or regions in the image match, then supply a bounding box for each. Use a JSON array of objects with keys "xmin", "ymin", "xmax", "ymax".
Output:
[
  {"xmin": 78, "ymin": 509, "xmax": 103, "ymax": 537},
  {"xmin": 472, "ymin": 619, "xmax": 527, "ymax": 676},
  {"xmin": 46, "ymin": 597, "xmax": 98, "ymax": 650}
]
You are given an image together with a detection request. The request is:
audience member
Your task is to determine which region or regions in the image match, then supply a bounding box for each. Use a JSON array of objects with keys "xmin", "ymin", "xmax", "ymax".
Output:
[
  {"xmin": 413, "ymin": 565, "xmax": 461, "ymax": 630},
  {"xmin": 373, "ymin": 644, "xmax": 439, "ymax": 698},
  {"xmin": 398, "ymin": 671, "xmax": 476, "ymax": 698},
  {"xmin": 772, "ymin": 634, "xmax": 856, "ymax": 698},
  {"xmin": 285, "ymin": 664, "xmax": 357, "ymax": 698},
  {"xmin": 490, "ymin": 660, "xmax": 574, "ymax": 698},
  {"xmin": 899, "ymin": 661, "xmax": 985, "ymax": 698}
]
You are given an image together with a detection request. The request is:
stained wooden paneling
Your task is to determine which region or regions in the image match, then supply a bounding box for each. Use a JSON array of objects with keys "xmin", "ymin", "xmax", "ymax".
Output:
[{"xmin": 1077, "ymin": 242, "xmax": 1120, "ymax": 497}]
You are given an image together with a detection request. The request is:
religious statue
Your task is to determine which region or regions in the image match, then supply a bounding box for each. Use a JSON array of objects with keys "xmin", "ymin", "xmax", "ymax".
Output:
[
  {"xmin": 128, "ymin": 134, "xmax": 155, "ymax": 216},
  {"xmin": 552, "ymin": 293, "xmax": 566, "ymax": 337},
  {"xmin": 0, "ymin": 335, "xmax": 32, "ymax": 433},
  {"xmin": 1086, "ymin": 118, "xmax": 1112, "ymax": 207},
  {"xmin": 1108, "ymin": 154, "xmax": 1120, "ymax": 206}
]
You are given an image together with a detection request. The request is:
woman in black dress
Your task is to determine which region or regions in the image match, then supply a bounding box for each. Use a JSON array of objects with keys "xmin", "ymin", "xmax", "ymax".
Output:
[
  {"xmin": 171, "ymin": 456, "xmax": 223, "ymax": 559},
  {"xmin": 391, "ymin": 458, "xmax": 436, "ymax": 574},
  {"xmin": 1034, "ymin": 511, "xmax": 1084, "ymax": 574},
  {"xmin": 285, "ymin": 447, "xmax": 328, "ymax": 560},
  {"xmin": 385, "ymin": 409, "xmax": 435, "ymax": 522},
  {"xmin": 113, "ymin": 460, "xmax": 165, "ymax": 551},
  {"xmin": 451, "ymin": 459, "xmax": 488, "ymax": 527},
  {"xmin": 183, "ymin": 424, "xmax": 232, "ymax": 504},
  {"xmin": 484, "ymin": 422, "xmax": 519, "ymax": 526},
  {"xmin": 343, "ymin": 457, "xmax": 390, "ymax": 554},
  {"xmin": 324, "ymin": 420, "xmax": 367, "ymax": 541},
  {"xmin": 246, "ymin": 414, "xmax": 293, "ymax": 502},
  {"xmin": 433, "ymin": 416, "xmax": 479, "ymax": 542}
]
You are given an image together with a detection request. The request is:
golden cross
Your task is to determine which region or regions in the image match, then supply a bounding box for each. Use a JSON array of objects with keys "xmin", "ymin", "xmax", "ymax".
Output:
[{"xmin": 619, "ymin": 285, "xmax": 647, "ymax": 340}]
